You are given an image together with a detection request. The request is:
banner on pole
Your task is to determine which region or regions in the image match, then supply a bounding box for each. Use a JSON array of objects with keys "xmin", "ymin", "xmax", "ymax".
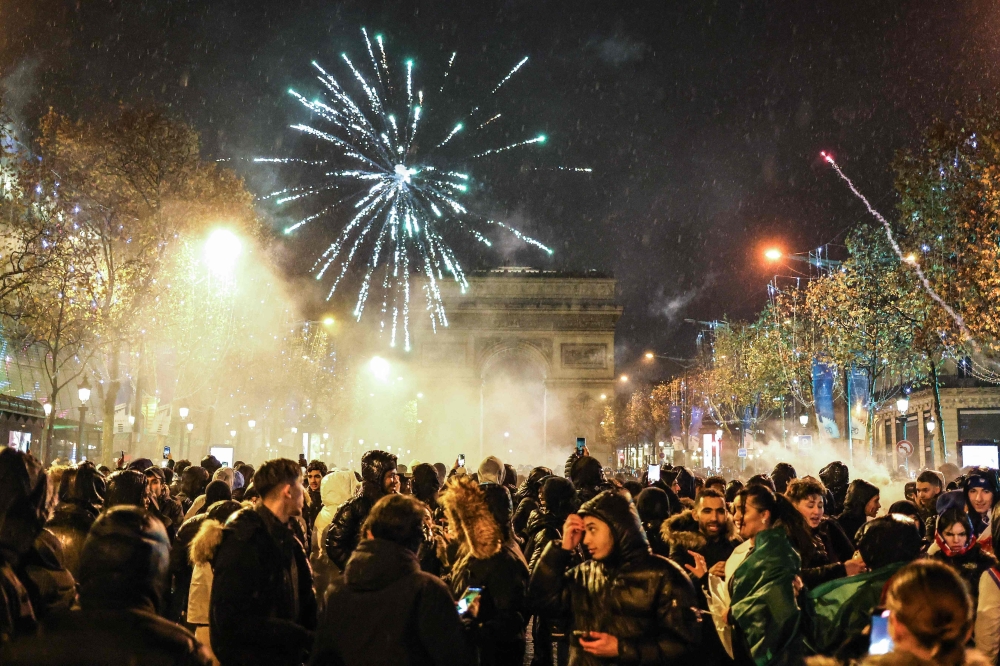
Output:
[{"xmin": 812, "ymin": 359, "xmax": 840, "ymax": 438}]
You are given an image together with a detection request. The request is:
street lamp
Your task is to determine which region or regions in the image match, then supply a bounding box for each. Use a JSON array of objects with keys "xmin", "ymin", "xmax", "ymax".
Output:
[
  {"xmin": 619, "ymin": 374, "xmax": 629, "ymax": 383},
  {"xmin": 76, "ymin": 375, "xmax": 92, "ymax": 464},
  {"xmin": 178, "ymin": 406, "xmax": 189, "ymax": 420},
  {"xmin": 291, "ymin": 426, "xmax": 298, "ymax": 434},
  {"xmin": 926, "ymin": 420, "xmax": 936, "ymax": 433},
  {"xmin": 248, "ymin": 419, "xmax": 256, "ymax": 429},
  {"xmin": 229, "ymin": 429, "xmax": 237, "ymax": 440},
  {"xmin": 204, "ymin": 228, "xmax": 243, "ymax": 277},
  {"xmin": 42, "ymin": 402, "xmax": 52, "ymax": 418},
  {"xmin": 799, "ymin": 414, "xmax": 809, "ymax": 426},
  {"xmin": 896, "ymin": 397, "xmax": 909, "ymax": 413}
]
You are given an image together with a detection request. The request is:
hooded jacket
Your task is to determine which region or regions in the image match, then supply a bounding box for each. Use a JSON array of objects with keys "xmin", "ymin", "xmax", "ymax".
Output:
[
  {"xmin": 569, "ymin": 456, "xmax": 611, "ymax": 504},
  {"xmin": 529, "ymin": 490, "xmax": 702, "ymax": 666},
  {"xmin": 661, "ymin": 508, "xmax": 741, "ymax": 575},
  {"xmin": 309, "ymin": 538, "xmax": 476, "ymax": 666},
  {"xmin": 2, "ymin": 506, "xmax": 212, "ymax": 666},
  {"xmin": 819, "ymin": 462, "xmax": 850, "ymax": 516},
  {"xmin": 325, "ymin": 450, "xmax": 397, "ymax": 570},
  {"xmin": 441, "ymin": 475, "xmax": 529, "ymax": 666},
  {"xmin": 45, "ymin": 463, "xmax": 105, "ymax": 580},
  {"xmin": 312, "ymin": 471, "xmax": 358, "ymax": 558},
  {"xmin": 635, "ymin": 487, "xmax": 673, "ymax": 557},
  {"xmin": 835, "ymin": 479, "xmax": 879, "ymax": 545},
  {"xmin": 210, "ymin": 504, "xmax": 318, "ymax": 666},
  {"xmin": 512, "ymin": 466, "xmax": 552, "ymax": 541}
]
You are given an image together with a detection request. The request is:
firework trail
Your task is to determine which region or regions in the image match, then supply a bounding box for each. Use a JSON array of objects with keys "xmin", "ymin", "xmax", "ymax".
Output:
[
  {"xmin": 821, "ymin": 151, "xmax": 972, "ymax": 342},
  {"xmin": 259, "ymin": 29, "xmax": 575, "ymax": 351}
]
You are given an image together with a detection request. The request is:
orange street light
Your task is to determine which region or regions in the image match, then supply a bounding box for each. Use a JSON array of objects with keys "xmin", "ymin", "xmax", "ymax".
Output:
[
  {"xmin": 764, "ymin": 248, "xmax": 782, "ymax": 261},
  {"xmin": 619, "ymin": 374, "xmax": 629, "ymax": 383},
  {"xmin": 644, "ymin": 351, "xmax": 654, "ymax": 359}
]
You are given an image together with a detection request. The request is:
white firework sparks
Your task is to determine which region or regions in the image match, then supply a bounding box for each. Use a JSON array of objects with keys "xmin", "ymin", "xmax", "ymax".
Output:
[{"xmin": 258, "ymin": 28, "xmax": 568, "ymax": 351}]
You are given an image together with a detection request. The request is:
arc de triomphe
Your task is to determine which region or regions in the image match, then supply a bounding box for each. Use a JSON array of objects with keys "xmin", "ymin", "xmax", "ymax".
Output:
[{"xmin": 409, "ymin": 268, "xmax": 622, "ymax": 466}]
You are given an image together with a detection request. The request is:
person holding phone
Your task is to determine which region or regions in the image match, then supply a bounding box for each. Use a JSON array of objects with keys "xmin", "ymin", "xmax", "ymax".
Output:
[{"xmin": 529, "ymin": 489, "xmax": 700, "ymax": 663}]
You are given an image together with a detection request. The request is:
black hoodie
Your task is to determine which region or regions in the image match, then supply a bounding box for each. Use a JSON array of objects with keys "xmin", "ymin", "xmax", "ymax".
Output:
[
  {"xmin": 529, "ymin": 490, "xmax": 701, "ymax": 666},
  {"xmin": 310, "ymin": 538, "xmax": 475, "ymax": 666}
]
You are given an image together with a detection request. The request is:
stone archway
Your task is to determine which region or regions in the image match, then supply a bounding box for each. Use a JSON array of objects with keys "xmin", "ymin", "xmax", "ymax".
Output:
[{"xmin": 478, "ymin": 342, "xmax": 550, "ymax": 461}]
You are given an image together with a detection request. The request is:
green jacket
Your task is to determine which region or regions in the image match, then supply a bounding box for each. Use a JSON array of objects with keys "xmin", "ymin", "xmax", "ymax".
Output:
[
  {"xmin": 805, "ymin": 561, "xmax": 904, "ymax": 655},
  {"xmin": 730, "ymin": 528, "xmax": 802, "ymax": 666}
]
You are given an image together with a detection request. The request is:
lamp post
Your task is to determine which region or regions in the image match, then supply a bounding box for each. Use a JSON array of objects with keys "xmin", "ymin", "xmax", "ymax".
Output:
[
  {"xmin": 77, "ymin": 375, "xmax": 92, "ymax": 465},
  {"xmin": 178, "ymin": 406, "xmax": 189, "ymax": 453},
  {"xmin": 186, "ymin": 421, "xmax": 194, "ymax": 456},
  {"xmin": 41, "ymin": 401, "xmax": 53, "ymax": 459}
]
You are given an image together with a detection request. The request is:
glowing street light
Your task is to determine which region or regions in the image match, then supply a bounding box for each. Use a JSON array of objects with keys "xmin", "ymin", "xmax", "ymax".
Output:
[
  {"xmin": 645, "ymin": 351, "xmax": 655, "ymax": 359},
  {"xmin": 248, "ymin": 419, "xmax": 256, "ymax": 429},
  {"xmin": 600, "ymin": 394, "xmax": 607, "ymax": 401},
  {"xmin": 203, "ymin": 229, "xmax": 243, "ymax": 277},
  {"xmin": 186, "ymin": 422, "xmax": 194, "ymax": 433},
  {"xmin": 322, "ymin": 316, "xmax": 335, "ymax": 326},
  {"xmin": 77, "ymin": 375, "xmax": 92, "ymax": 404},
  {"xmin": 619, "ymin": 374, "xmax": 629, "ymax": 383},
  {"xmin": 291, "ymin": 427, "xmax": 298, "ymax": 434},
  {"xmin": 764, "ymin": 248, "xmax": 783, "ymax": 261},
  {"xmin": 896, "ymin": 397, "xmax": 909, "ymax": 413},
  {"xmin": 42, "ymin": 402, "xmax": 52, "ymax": 417},
  {"xmin": 926, "ymin": 419, "xmax": 937, "ymax": 433},
  {"xmin": 799, "ymin": 414, "xmax": 809, "ymax": 426},
  {"xmin": 178, "ymin": 406, "xmax": 189, "ymax": 420},
  {"xmin": 369, "ymin": 356, "xmax": 391, "ymax": 382},
  {"xmin": 229, "ymin": 429, "xmax": 237, "ymax": 438}
]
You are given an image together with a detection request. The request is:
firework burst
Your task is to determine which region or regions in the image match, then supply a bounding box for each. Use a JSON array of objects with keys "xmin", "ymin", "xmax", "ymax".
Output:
[{"xmin": 259, "ymin": 28, "xmax": 574, "ymax": 351}]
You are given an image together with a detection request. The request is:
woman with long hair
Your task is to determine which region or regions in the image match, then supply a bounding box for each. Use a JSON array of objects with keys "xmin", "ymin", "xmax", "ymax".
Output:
[{"xmin": 877, "ymin": 560, "xmax": 988, "ymax": 666}]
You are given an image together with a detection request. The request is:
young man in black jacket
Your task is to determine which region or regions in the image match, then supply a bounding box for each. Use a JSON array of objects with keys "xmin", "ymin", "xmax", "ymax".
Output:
[
  {"xmin": 210, "ymin": 458, "xmax": 317, "ymax": 666},
  {"xmin": 529, "ymin": 490, "xmax": 701, "ymax": 664},
  {"xmin": 309, "ymin": 494, "xmax": 475, "ymax": 666},
  {"xmin": 325, "ymin": 449, "xmax": 399, "ymax": 570}
]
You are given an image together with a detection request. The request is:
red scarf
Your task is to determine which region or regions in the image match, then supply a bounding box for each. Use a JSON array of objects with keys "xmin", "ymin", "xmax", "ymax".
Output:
[{"xmin": 935, "ymin": 532, "xmax": 970, "ymax": 557}]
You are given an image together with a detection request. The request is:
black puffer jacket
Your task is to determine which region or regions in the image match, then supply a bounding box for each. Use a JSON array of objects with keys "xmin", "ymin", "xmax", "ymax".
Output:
[
  {"xmin": 210, "ymin": 505, "xmax": 317, "ymax": 666},
  {"xmin": 512, "ymin": 467, "xmax": 552, "ymax": 541},
  {"xmin": 324, "ymin": 450, "xmax": 396, "ymax": 570},
  {"xmin": 529, "ymin": 491, "xmax": 702, "ymax": 666},
  {"xmin": 523, "ymin": 510, "xmax": 566, "ymax": 572}
]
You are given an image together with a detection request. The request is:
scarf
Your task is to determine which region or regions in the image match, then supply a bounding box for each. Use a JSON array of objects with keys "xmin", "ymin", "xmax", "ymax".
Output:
[{"xmin": 934, "ymin": 531, "xmax": 970, "ymax": 557}]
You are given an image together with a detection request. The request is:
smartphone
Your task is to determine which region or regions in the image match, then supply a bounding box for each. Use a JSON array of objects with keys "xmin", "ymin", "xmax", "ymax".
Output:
[
  {"xmin": 162, "ymin": 445, "xmax": 170, "ymax": 458},
  {"xmin": 648, "ymin": 464, "xmax": 661, "ymax": 483},
  {"xmin": 576, "ymin": 437, "xmax": 586, "ymax": 454},
  {"xmin": 458, "ymin": 454, "xmax": 465, "ymax": 467},
  {"xmin": 456, "ymin": 586, "xmax": 481, "ymax": 615},
  {"xmin": 869, "ymin": 609, "xmax": 893, "ymax": 655}
]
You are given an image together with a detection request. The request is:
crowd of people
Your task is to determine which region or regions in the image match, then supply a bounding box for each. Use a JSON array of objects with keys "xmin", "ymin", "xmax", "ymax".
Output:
[{"xmin": 0, "ymin": 443, "xmax": 997, "ymax": 666}]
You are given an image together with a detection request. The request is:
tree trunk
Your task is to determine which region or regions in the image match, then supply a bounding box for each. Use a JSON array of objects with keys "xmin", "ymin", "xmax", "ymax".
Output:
[
  {"xmin": 930, "ymin": 359, "xmax": 947, "ymax": 465},
  {"xmin": 101, "ymin": 342, "xmax": 120, "ymax": 465},
  {"xmin": 44, "ymin": 385, "xmax": 59, "ymax": 465}
]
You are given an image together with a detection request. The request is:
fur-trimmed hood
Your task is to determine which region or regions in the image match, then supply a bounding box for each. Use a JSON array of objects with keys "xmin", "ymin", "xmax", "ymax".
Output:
[
  {"xmin": 660, "ymin": 508, "xmax": 736, "ymax": 552},
  {"xmin": 189, "ymin": 518, "xmax": 225, "ymax": 566},
  {"xmin": 439, "ymin": 474, "xmax": 502, "ymax": 560}
]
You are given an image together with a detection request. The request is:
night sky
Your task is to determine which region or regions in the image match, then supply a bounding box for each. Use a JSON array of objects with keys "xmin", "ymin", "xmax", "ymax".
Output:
[{"xmin": 3, "ymin": 0, "xmax": 999, "ymax": 380}]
